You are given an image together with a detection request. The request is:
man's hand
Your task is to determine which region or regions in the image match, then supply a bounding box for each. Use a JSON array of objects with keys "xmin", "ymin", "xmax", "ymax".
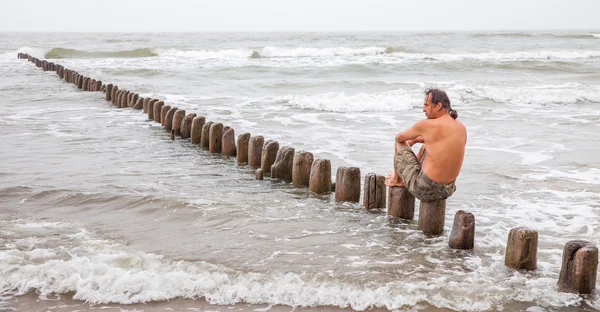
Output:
[{"xmin": 406, "ymin": 136, "xmax": 424, "ymax": 147}]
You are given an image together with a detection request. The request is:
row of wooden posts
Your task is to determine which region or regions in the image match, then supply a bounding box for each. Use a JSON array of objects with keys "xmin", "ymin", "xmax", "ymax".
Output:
[{"xmin": 18, "ymin": 52, "xmax": 598, "ymax": 294}]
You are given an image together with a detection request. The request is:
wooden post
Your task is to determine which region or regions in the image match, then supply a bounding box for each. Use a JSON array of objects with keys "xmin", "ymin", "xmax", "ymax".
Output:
[
  {"xmin": 335, "ymin": 167, "xmax": 361, "ymax": 202},
  {"xmin": 309, "ymin": 159, "xmax": 332, "ymax": 194},
  {"xmin": 180, "ymin": 113, "xmax": 196, "ymax": 139},
  {"xmin": 271, "ymin": 147, "xmax": 295, "ymax": 182},
  {"xmin": 190, "ymin": 116, "xmax": 206, "ymax": 145},
  {"xmin": 558, "ymin": 240, "xmax": 598, "ymax": 294},
  {"xmin": 248, "ymin": 136, "xmax": 264, "ymax": 168},
  {"xmin": 261, "ymin": 140, "xmax": 279, "ymax": 176},
  {"xmin": 172, "ymin": 109, "xmax": 186, "ymax": 136},
  {"xmin": 236, "ymin": 133, "xmax": 251, "ymax": 165},
  {"xmin": 417, "ymin": 200, "xmax": 446, "ymax": 236},
  {"xmin": 209, "ymin": 122, "xmax": 224, "ymax": 153},
  {"xmin": 256, "ymin": 169, "xmax": 264, "ymax": 180},
  {"xmin": 364, "ymin": 173, "xmax": 387, "ymax": 210},
  {"xmin": 292, "ymin": 151, "xmax": 314, "ymax": 188},
  {"xmin": 133, "ymin": 97, "xmax": 144, "ymax": 110},
  {"xmin": 505, "ymin": 227, "xmax": 538, "ymax": 270},
  {"xmin": 200, "ymin": 122, "xmax": 214, "ymax": 149},
  {"xmin": 111, "ymin": 86, "xmax": 118, "ymax": 105},
  {"xmin": 164, "ymin": 107, "xmax": 177, "ymax": 132},
  {"xmin": 160, "ymin": 105, "xmax": 172, "ymax": 127},
  {"xmin": 222, "ymin": 127, "xmax": 236, "ymax": 157},
  {"xmin": 448, "ymin": 210, "xmax": 475, "ymax": 250},
  {"xmin": 105, "ymin": 84, "xmax": 113, "ymax": 101},
  {"xmin": 129, "ymin": 93, "xmax": 139, "ymax": 108},
  {"xmin": 147, "ymin": 99, "xmax": 157, "ymax": 120},
  {"xmin": 143, "ymin": 98, "xmax": 150, "ymax": 113},
  {"xmin": 153, "ymin": 101, "xmax": 164, "ymax": 123},
  {"xmin": 388, "ymin": 186, "xmax": 414, "ymax": 218}
]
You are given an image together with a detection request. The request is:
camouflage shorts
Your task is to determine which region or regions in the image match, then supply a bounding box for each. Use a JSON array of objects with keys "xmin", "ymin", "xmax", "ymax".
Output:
[{"xmin": 395, "ymin": 144, "xmax": 456, "ymax": 202}]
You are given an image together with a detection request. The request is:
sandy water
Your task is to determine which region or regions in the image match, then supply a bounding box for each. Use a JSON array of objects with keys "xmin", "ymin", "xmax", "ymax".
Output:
[{"xmin": 1, "ymin": 31, "xmax": 600, "ymax": 311}]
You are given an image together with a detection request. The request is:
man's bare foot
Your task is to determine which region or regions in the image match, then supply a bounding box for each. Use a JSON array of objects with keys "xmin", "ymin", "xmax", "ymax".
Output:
[{"xmin": 385, "ymin": 171, "xmax": 405, "ymax": 187}]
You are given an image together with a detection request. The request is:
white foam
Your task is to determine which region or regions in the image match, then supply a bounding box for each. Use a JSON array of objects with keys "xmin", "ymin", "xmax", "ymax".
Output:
[
  {"xmin": 0, "ymin": 222, "xmax": 590, "ymax": 311},
  {"xmin": 259, "ymin": 46, "xmax": 387, "ymax": 58},
  {"xmin": 592, "ymin": 33, "xmax": 600, "ymax": 38},
  {"xmin": 452, "ymin": 83, "xmax": 600, "ymax": 105},
  {"xmin": 522, "ymin": 167, "xmax": 600, "ymax": 185},
  {"xmin": 155, "ymin": 48, "xmax": 251, "ymax": 60},
  {"xmin": 0, "ymin": 47, "xmax": 46, "ymax": 60},
  {"xmin": 284, "ymin": 90, "xmax": 419, "ymax": 112}
]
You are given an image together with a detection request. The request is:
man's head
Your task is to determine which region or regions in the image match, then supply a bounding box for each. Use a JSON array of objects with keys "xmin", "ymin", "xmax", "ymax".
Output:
[{"xmin": 423, "ymin": 88, "xmax": 458, "ymax": 119}]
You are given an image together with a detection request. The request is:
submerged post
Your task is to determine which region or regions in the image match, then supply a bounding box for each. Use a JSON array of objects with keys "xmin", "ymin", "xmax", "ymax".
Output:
[
  {"xmin": 222, "ymin": 127, "xmax": 236, "ymax": 157},
  {"xmin": 190, "ymin": 116, "xmax": 206, "ymax": 145},
  {"xmin": 261, "ymin": 140, "xmax": 279, "ymax": 176},
  {"xmin": 271, "ymin": 146, "xmax": 295, "ymax": 182},
  {"xmin": 236, "ymin": 133, "xmax": 251, "ymax": 165},
  {"xmin": 364, "ymin": 173, "xmax": 387, "ymax": 210},
  {"xmin": 309, "ymin": 159, "xmax": 332, "ymax": 194},
  {"xmin": 209, "ymin": 122, "xmax": 224, "ymax": 153},
  {"xmin": 505, "ymin": 227, "xmax": 538, "ymax": 270},
  {"xmin": 335, "ymin": 167, "xmax": 361, "ymax": 202},
  {"xmin": 448, "ymin": 210, "xmax": 475, "ymax": 250},
  {"xmin": 200, "ymin": 121, "xmax": 214, "ymax": 149},
  {"xmin": 558, "ymin": 240, "xmax": 598, "ymax": 294},
  {"xmin": 417, "ymin": 200, "xmax": 446, "ymax": 236},
  {"xmin": 248, "ymin": 136, "xmax": 264, "ymax": 168},
  {"xmin": 292, "ymin": 151, "xmax": 314, "ymax": 188}
]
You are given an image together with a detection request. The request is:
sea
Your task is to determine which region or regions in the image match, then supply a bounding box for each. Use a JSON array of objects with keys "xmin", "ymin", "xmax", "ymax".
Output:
[{"xmin": 0, "ymin": 31, "xmax": 599, "ymax": 311}]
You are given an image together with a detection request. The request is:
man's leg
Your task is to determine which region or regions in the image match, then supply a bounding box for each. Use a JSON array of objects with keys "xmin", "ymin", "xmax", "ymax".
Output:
[{"xmin": 385, "ymin": 141, "xmax": 410, "ymax": 187}]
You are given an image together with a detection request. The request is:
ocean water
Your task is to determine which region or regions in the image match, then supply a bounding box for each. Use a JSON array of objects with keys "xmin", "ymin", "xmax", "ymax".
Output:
[{"xmin": 1, "ymin": 31, "xmax": 600, "ymax": 311}]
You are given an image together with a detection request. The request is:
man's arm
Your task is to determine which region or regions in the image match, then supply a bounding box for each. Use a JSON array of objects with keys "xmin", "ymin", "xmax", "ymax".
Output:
[{"xmin": 395, "ymin": 120, "xmax": 427, "ymax": 144}]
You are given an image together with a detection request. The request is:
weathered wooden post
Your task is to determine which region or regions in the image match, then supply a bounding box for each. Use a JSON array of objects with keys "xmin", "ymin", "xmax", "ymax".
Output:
[
  {"xmin": 95, "ymin": 80, "xmax": 102, "ymax": 92},
  {"xmin": 160, "ymin": 105, "xmax": 172, "ymax": 127},
  {"xmin": 248, "ymin": 136, "xmax": 264, "ymax": 168},
  {"xmin": 105, "ymin": 84, "xmax": 113, "ymax": 101},
  {"xmin": 222, "ymin": 127, "xmax": 236, "ymax": 157},
  {"xmin": 256, "ymin": 169, "xmax": 264, "ymax": 180},
  {"xmin": 271, "ymin": 147, "xmax": 295, "ymax": 182},
  {"xmin": 558, "ymin": 240, "xmax": 598, "ymax": 294},
  {"xmin": 335, "ymin": 167, "xmax": 361, "ymax": 202},
  {"xmin": 129, "ymin": 93, "xmax": 139, "ymax": 108},
  {"xmin": 209, "ymin": 123, "xmax": 224, "ymax": 153},
  {"xmin": 120, "ymin": 91, "xmax": 130, "ymax": 108},
  {"xmin": 153, "ymin": 101, "xmax": 164, "ymax": 123},
  {"xmin": 111, "ymin": 86, "xmax": 119, "ymax": 105},
  {"xmin": 417, "ymin": 200, "xmax": 446, "ymax": 236},
  {"xmin": 133, "ymin": 97, "xmax": 144, "ymax": 110},
  {"xmin": 309, "ymin": 159, "xmax": 332, "ymax": 194},
  {"xmin": 190, "ymin": 116, "xmax": 206, "ymax": 145},
  {"xmin": 388, "ymin": 186, "xmax": 414, "ymax": 218},
  {"xmin": 147, "ymin": 99, "xmax": 157, "ymax": 120},
  {"xmin": 172, "ymin": 109, "xmax": 186, "ymax": 137},
  {"xmin": 164, "ymin": 107, "xmax": 177, "ymax": 132},
  {"xmin": 200, "ymin": 122, "xmax": 214, "ymax": 149},
  {"xmin": 143, "ymin": 98, "xmax": 150, "ymax": 113},
  {"xmin": 448, "ymin": 210, "xmax": 475, "ymax": 250},
  {"xmin": 261, "ymin": 140, "xmax": 279, "ymax": 176},
  {"xmin": 505, "ymin": 227, "xmax": 538, "ymax": 270},
  {"xmin": 364, "ymin": 173, "xmax": 386, "ymax": 210},
  {"xmin": 236, "ymin": 133, "xmax": 251, "ymax": 164},
  {"xmin": 180, "ymin": 113, "xmax": 196, "ymax": 139},
  {"xmin": 292, "ymin": 151, "xmax": 314, "ymax": 188}
]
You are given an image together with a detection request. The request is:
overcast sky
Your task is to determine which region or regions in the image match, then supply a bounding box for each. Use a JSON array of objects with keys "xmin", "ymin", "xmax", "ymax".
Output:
[{"xmin": 1, "ymin": 0, "xmax": 598, "ymax": 32}]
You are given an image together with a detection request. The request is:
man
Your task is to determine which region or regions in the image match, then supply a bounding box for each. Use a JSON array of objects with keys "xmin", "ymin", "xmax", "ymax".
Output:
[{"xmin": 385, "ymin": 88, "xmax": 467, "ymax": 202}]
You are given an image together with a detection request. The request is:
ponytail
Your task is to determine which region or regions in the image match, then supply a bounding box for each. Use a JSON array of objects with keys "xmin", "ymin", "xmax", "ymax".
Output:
[{"xmin": 449, "ymin": 109, "xmax": 458, "ymax": 119}]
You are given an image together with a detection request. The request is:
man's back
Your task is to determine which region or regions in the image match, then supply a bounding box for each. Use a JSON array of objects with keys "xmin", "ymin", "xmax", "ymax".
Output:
[{"xmin": 421, "ymin": 115, "xmax": 467, "ymax": 184}]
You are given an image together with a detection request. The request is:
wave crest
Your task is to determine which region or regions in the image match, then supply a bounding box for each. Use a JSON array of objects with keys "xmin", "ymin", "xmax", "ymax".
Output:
[{"xmin": 45, "ymin": 48, "xmax": 157, "ymax": 59}]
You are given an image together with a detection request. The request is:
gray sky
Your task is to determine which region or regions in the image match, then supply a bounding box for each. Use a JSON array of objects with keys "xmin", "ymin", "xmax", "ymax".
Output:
[{"xmin": 1, "ymin": 0, "xmax": 598, "ymax": 32}]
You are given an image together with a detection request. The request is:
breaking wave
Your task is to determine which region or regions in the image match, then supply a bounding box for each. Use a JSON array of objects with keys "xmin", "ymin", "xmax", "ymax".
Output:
[{"xmin": 45, "ymin": 47, "xmax": 157, "ymax": 59}]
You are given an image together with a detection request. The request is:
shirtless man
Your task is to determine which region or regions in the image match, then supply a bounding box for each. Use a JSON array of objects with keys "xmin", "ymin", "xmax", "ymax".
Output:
[{"xmin": 385, "ymin": 88, "xmax": 467, "ymax": 202}]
